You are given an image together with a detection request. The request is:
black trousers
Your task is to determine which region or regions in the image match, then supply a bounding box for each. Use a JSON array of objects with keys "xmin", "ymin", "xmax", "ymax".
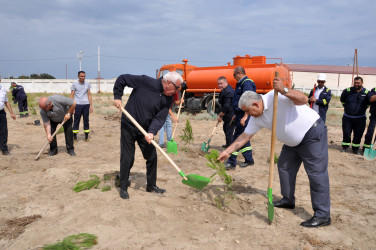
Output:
[
  {"xmin": 222, "ymin": 118, "xmax": 235, "ymax": 147},
  {"xmin": 342, "ymin": 115, "xmax": 366, "ymax": 151},
  {"xmin": 17, "ymin": 98, "xmax": 28, "ymax": 114},
  {"xmin": 50, "ymin": 118, "xmax": 74, "ymax": 153},
  {"xmin": 364, "ymin": 114, "xmax": 376, "ymax": 148},
  {"xmin": 120, "ymin": 121, "xmax": 157, "ymax": 190},
  {"xmin": 227, "ymin": 115, "xmax": 253, "ymax": 165},
  {"xmin": 0, "ymin": 110, "xmax": 8, "ymax": 152},
  {"xmin": 72, "ymin": 104, "xmax": 90, "ymax": 134}
]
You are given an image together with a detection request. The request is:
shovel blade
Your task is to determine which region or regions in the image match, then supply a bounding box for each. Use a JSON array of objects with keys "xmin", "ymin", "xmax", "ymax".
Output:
[
  {"xmin": 364, "ymin": 146, "xmax": 376, "ymax": 160},
  {"xmin": 182, "ymin": 174, "xmax": 210, "ymax": 190},
  {"xmin": 267, "ymin": 188, "xmax": 274, "ymax": 223},
  {"xmin": 167, "ymin": 139, "xmax": 177, "ymax": 154},
  {"xmin": 201, "ymin": 140, "xmax": 210, "ymax": 153}
]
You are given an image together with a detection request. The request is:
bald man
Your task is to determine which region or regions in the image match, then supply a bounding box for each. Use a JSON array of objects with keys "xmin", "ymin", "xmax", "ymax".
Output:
[{"xmin": 39, "ymin": 95, "xmax": 76, "ymax": 156}]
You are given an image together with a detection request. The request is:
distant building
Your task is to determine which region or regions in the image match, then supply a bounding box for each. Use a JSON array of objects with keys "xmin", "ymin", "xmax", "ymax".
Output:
[{"xmin": 288, "ymin": 64, "xmax": 376, "ymax": 95}]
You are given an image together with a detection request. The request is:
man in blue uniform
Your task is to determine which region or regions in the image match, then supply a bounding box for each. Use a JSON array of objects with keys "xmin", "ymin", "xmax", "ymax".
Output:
[
  {"xmin": 308, "ymin": 73, "xmax": 332, "ymax": 122},
  {"xmin": 217, "ymin": 76, "xmax": 235, "ymax": 148},
  {"xmin": 363, "ymin": 87, "xmax": 376, "ymax": 152},
  {"xmin": 225, "ymin": 66, "xmax": 256, "ymax": 170},
  {"xmin": 113, "ymin": 71, "xmax": 183, "ymax": 200},
  {"xmin": 340, "ymin": 76, "xmax": 371, "ymax": 154},
  {"xmin": 10, "ymin": 82, "xmax": 28, "ymax": 118}
]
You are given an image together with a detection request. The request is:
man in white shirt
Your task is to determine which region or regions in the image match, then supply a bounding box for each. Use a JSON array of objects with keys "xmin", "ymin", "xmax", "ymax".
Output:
[
  {"xmin": 0, "ymin": 79, "xmax": 17, "ymax": 155},
  {"xmin": 70, "ymin": 71, "xmax": 93, "ymax": 141},
  {"xmin": 218, "ymin": 77, "xmax": 331, "ymax": 228}
]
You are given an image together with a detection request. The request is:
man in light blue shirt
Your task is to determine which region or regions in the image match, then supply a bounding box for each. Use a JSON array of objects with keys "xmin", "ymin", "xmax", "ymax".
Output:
[{"xmin": 70, "ymin": 71, "xmax": 93, "ymax": 141}]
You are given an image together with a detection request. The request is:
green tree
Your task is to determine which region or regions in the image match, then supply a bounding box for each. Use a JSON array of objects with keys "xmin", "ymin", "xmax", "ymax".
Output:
[
  {"xmin": 39, "ymin": 73, "xmax": 55, "ymax": 79},
  {"xmin": 30, "ymin": 74, "xmax": 39, "ymax": 79},
  {"xmin": 18, "ymin": 75, "xmax": 30, "ymax": 79}
]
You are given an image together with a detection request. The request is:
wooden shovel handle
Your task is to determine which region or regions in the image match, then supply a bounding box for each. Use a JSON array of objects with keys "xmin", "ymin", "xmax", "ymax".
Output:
[
  {"xmin": 371, "ymin": 123, "xmax": 376, "ymax": 149},
  {"xmin": 35, "ymin": 120, "xmax": 66, "ymax": 161},
  {"xmin": 120, "ymin": 107, "xmax": 188, "ymax": 180},
  {"xmin": 172, "ymin": 90, "xmax": 185, "ymax": 138},
  {"xmin": 268, "ymin": 71, "xmax": 279, "ymax": 189}
]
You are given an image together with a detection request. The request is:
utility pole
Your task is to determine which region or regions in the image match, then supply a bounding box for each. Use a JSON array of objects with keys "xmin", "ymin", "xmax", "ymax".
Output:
[
  {"xmin": 77, "ymin": 50, "xmax": 83, "ymax": 71},
  {"xmin": 98, "ymin": 45, "xmax": 101, "ymax": 93}
]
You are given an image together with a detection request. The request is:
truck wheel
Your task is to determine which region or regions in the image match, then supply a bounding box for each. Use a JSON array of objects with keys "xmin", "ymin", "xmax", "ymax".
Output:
[{"xmin": 206, "ymin": 100, "xmax": 220, "ymax": 114}]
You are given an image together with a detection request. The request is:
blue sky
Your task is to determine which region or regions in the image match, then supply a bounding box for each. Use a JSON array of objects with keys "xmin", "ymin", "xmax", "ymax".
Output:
[{"xmin": 0, "ymin": 0, "xmax": 375, "ymax": 79}]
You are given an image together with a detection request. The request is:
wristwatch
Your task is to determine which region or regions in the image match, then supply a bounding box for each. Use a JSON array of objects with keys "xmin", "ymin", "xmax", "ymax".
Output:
[{"xmin": 282, "ymin": 87, "xmax": 289, "ymax": 95}]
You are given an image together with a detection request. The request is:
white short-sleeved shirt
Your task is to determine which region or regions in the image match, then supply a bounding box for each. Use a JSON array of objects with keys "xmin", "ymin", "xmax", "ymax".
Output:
[
  {"xmin": 244, "ymin": 90, "xmax": 320, "ymax": 147},
  {"xmin": 0, "ymin": 86, "xmax": 9, "ymax": 110},
  {"xmin": 70, "ymin": 80, "xmax": 91, "ymax": 105}
]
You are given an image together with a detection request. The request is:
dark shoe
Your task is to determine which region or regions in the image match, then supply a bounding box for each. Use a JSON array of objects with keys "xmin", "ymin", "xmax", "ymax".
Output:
[
  {"xmin": 273, "ymin": 199, "xmax": 295, "ymax": 209},
  {"xmin": 73, "ymin": 134, "xmax": 77, "ymax": 140},
  {"xmin": 225, "ymin": 162, "xmax": 236, "ymax": 170},
  {"xmin": 222, "ymin": 145, "xmax": 227, "ymax": 149},
  {"xmin": 25, "ymin": 113, "xmax": 29, "ymax": 117},
  {"xmin": 160, "ymin": 143, "xmax": 166, "ymax": 148},
  {"xmin": 146, "ymin": 185, "xmax": 166, "ymax": 194},
  {"xmin": 300, "ymin": 216, "xmax": 331, "ymax": 228},
  {"xmin": 49, "ymin": 150, "xmax": 58, "ymax": 156},
  {"xmin": 119, "ymin": 188, "xmax": 129, "ymax": 199},
  {"xmin": 2, "ymin": 150, "xmax": 10, "ymax": 155},
  {"xmin": 340, "ymin": 148, "xmax": 348, "ymax": 153},
  {"xmin": 85, "ymin": 133, "xmax": 89, "ymax": 141},
  {"xmin": 239, "ymin": 160, "xmax": 254, "ymax": 168},
  {"xmin": 68, "ymin": 150, "xmax": 76, "ymax": 156}
]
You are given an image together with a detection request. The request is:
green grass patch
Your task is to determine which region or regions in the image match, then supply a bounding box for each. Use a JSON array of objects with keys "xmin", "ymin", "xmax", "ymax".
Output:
[
  {"xmin": 73, "ymin": 175, "xmax": 100, "ymax": 192},
  {"xmin": 43, "ymin": 233, "xmax": 97, "ymax": 250}
]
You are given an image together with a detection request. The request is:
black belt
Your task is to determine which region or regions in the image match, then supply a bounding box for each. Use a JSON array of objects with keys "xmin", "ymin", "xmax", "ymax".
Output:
[{"xmin": 311, "ymin": 118, "xmax": 323, "ymax": 128}]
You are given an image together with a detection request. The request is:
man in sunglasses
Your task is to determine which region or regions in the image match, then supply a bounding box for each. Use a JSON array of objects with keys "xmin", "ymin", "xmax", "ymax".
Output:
[
  {"xmin": 308, "ymin": 73, "xmax": 332, "ymax": 122},
  {"xmin": 113, "ymin": 71, "xmax": 183, "ymax": 199}
]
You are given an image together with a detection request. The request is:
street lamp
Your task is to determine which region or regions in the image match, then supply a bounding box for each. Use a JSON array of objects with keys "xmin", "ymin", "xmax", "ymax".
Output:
[{"xmin": 77, "ymin": 50, "xmax": 83, "ymax": 71}]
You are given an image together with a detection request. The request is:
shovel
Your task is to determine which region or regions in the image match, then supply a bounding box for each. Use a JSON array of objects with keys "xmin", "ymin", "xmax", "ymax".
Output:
[
  {"xmin": 364, "ymin": 125, "xmax": 376, "ymax": 160},
  {"xmin": 120, "ymin": 106, "xmax": 210, "ymax": 190},
  {"xmin": 268, "ymin": 71, "xmax": 279, "ymax": 223},
  {"xmin": 35, "ymin": 120, "xmax": 66, "ymax": 161},
  {"xmin": 167, "ymin": 90, "xmax": 185, "ymax": 154},
  {"xmin": 201, "ymin": 121, "xmax": 220, "ymax": 154}
]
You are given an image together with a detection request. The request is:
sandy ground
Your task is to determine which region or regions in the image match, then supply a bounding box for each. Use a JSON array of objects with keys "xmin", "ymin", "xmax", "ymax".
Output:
[{"xmin": 0, "ymin": 99, "xmax": 375, "ymax": 249}]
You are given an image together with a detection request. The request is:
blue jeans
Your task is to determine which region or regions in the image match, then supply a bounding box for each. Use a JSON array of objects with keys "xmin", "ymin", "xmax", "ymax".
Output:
[{"xmin": 159, "ymin": 114, "xmax": 172, "ymax": 145}]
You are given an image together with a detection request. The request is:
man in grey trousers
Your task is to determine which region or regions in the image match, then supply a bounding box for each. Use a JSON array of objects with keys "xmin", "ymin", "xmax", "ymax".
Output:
[{"xmin": 218, "ymin": 77, "xmax": 330, "ymax": 228}]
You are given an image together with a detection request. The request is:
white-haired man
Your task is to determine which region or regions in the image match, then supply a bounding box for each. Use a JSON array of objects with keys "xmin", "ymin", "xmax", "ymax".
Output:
[
  {"xmin": 113, "ymin": 71, "xmax": 183, "ymax": 199},
  {"xmin": 218, "ymin": 77, "xmax": 331, "ymax": 228}
]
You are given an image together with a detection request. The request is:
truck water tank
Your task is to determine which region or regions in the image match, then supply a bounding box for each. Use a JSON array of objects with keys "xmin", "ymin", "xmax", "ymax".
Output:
[{"xmin": 185, "ymin": 64, "xmax": 291, "ymax": 94}]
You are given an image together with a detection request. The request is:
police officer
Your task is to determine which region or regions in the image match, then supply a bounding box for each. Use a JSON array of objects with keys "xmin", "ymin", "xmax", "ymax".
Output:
[
  {"xmin": 363, "ymin": 87, "xmax": 376, "ymax": 152},
  {"xmin": 340, "ymin": 76, "xmax": 371, "ymax": 154},
  {"xmin": 308, "ymin": 73, "xmax": 332, "ymax": 122},
  {"xmin": 10, "ymin": 82, "xmax": 28, "ymax": 118},
  {"xmin": 217, "ymin": 76, "xmax": 235, "ymax": 148},
  {"xmin": 225, "ymin": 66, "xmax": 256, "ymax": 170}
]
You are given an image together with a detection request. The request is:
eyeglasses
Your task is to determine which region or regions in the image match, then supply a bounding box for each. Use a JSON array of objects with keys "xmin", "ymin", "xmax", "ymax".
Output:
[{"xmin": 169, "ymin": 81, "xmax": 180, "ymax": 90}]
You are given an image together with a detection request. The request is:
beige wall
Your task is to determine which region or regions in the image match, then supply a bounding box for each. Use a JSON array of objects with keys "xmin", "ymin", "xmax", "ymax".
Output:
[{"xmin": 292, "ymin": 72, "xmax": 376, "ymax": 95}]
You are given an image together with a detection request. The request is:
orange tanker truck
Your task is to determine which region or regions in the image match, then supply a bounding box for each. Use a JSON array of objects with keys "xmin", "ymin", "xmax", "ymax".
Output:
[{"xmin": 157, "ymin": 55, "xmax": 292, "ymax": 113}]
